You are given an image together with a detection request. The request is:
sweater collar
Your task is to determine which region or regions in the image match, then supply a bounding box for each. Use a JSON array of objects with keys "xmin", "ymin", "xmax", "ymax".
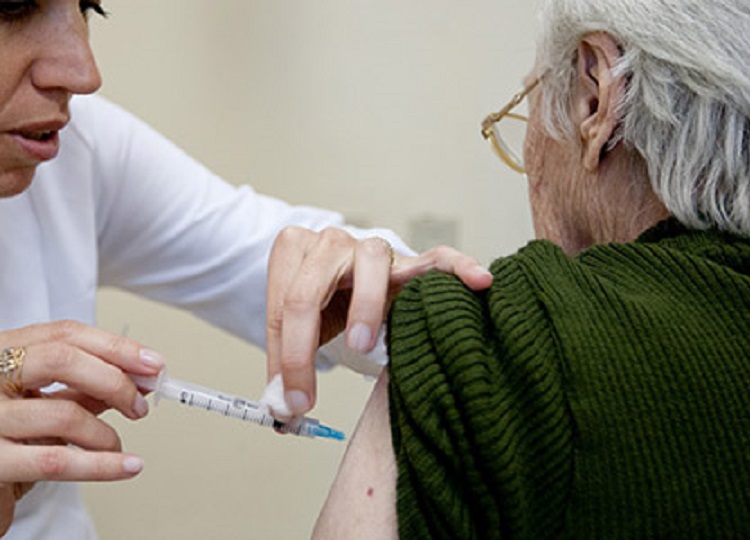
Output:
[{"xmin": 635, "ymin": 216, "xmax": 750, "ymax": 276}]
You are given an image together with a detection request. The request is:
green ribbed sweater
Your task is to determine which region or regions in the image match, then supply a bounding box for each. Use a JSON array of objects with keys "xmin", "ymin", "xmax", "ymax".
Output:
[{"xmin": 387, "ymin": 219, "xmax": 750, "ymax": 539}]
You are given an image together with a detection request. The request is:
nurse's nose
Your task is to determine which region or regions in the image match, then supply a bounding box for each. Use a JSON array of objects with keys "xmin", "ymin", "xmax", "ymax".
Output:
[{"xmin": 30, "ymin": 6, "xmax": 102, "ymax": 96}]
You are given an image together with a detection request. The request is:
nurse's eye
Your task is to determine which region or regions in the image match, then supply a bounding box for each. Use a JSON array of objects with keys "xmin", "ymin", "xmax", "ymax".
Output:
[
  {"xmin": 0, "ymin": 0, "xmax": 39, "ymax": 23},
  {"xmin": 80, "ymin": 0, "xmax": 106, "ymax": 19}
]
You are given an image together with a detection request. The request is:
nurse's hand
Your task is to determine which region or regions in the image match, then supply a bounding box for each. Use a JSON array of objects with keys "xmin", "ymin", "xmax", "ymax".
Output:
[
  {"xmin": 0, "ymin": 321, "xmax": 164, "ymax": 535},
  {"xmin": 265, "ymin": 226, "xmax": 493, "ymax": 417}
]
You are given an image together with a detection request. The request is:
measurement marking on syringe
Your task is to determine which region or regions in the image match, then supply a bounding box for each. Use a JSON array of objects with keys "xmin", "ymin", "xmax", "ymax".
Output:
[{"xmin": 131, "ymin": 372, "xmax": 345, "ymax": 441}]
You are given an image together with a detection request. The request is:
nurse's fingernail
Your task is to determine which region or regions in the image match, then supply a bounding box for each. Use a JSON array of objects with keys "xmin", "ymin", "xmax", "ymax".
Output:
[
  {"xmin": 133, "ymin": 393, "xmax": 149, "ymax": 418},
  {"xmin": 284, "ymin": 390, "xmax": 310, "ymax": 414},
  {"xmin": 140, "ymin": 349, "xmax": 164, "ymax": 370},
  {"xmin": 123, "ymin": 456, "xmax": 144, "ymax": 475},
  {"xmin": 347, "ymin": 323, "xmax": 372, "ymax": 353}
]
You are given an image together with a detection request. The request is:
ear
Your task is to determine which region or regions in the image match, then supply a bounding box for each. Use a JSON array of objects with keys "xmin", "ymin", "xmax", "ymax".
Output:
[{"xmin": 575, "ymin": 32, "xmax": 625, "ymax": 172}]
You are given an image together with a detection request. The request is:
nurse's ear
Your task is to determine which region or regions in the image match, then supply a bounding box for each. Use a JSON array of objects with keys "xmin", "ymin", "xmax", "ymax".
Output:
[{"xmin": 574, "ymin": 32, "xmax": 625, "ymax": 172}]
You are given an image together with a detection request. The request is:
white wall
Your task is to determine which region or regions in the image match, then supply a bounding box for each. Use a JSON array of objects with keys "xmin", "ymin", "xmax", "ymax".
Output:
[{"xmin": 85, "ymin": 1, "xmax": 538, "ymax": 538}]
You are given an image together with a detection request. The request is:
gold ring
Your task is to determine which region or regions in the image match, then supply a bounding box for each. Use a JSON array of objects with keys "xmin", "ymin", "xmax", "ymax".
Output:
[
  {"xmin": 376, "ymin": 238, "xmax": 395, "ymax": 268},
  {"xmin": 0, "ymin": 347, "xmax": 26, "ymax": 396}
]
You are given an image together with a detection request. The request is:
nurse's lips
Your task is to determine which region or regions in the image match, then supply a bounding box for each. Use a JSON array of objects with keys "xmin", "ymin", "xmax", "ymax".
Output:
[{"xmin": 8, "ymin": 120, "xmax": 67, "ymax": 162}]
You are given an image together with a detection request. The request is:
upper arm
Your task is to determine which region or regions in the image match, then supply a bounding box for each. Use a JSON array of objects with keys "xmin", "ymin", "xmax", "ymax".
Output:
[{"xmin": 313, "ymin": 371, "xmax": 398, "ymax": 540}]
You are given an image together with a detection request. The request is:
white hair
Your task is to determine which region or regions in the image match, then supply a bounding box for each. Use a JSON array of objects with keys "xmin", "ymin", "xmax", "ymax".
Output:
[{"xmin": 537, "ymin": 0, "xmax": 750, "ymax": 235}]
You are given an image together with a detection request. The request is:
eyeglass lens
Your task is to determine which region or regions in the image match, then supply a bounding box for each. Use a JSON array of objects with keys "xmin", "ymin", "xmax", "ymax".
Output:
[{"xmin": 492, "ymin": 111, "xmax": 528, "ymax": 170}]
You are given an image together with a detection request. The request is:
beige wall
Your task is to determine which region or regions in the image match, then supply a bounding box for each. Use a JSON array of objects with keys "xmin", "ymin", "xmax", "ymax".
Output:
[{"xmin": 85, "ymin": 1, "xmax": 539, "ymax": 538}]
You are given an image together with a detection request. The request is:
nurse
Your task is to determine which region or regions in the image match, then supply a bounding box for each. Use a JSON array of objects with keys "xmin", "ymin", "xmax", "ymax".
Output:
[{"xmin": 0, "ymin": 1, "xmax": 490, "ymax": 537}]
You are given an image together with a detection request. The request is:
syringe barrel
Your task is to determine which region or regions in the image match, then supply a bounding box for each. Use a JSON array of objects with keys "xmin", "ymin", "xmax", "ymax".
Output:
[
  {"xmin": 130, "ymin": 372, "xmax": 343, "ymax": 440},
  {"xmin": 159, "ymin": 377, "xmax": 277, "ymax": 426}
]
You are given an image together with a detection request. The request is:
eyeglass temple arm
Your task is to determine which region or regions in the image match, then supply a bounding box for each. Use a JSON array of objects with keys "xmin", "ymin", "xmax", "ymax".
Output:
[
  {"xmin": 481, "ymin": 77, "xmax": 542, "ymax": 137},
  {"xmin": 481, "ymin": 89, "xmax": 529, "ymax": 137}
]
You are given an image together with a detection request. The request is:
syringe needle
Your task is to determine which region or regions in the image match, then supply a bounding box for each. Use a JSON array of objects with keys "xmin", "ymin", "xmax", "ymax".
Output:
[
  {"xmin": 130, "ymin": 371, "xmax": 345, "ymax": 441},
  {"xmin": 309, "ymin": 424, "xmax": 346, "ymax": 441}
]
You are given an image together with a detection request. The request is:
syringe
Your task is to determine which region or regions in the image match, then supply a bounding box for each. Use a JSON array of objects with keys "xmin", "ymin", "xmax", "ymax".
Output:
[{"xmin": 130, "ymin": 370, "xmax": 345, "ymax": 441}]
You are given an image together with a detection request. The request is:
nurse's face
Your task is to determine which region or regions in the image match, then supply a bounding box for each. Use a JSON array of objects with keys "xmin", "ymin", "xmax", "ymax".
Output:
[{"xmin": 0, "ymin": 0, "xmax": 103, "ymax": 197}]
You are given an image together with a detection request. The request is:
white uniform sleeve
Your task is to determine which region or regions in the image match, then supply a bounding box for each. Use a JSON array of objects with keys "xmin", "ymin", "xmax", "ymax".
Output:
[{"xmin": 73, "ymin": 96, "xmax": 409, "ymax": 348}]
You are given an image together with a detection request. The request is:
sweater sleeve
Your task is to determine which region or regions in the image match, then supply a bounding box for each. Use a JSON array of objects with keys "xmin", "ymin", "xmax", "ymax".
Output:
[{"xmin": 387, "ymin": 259, "xmax": 574, "ymax": 539}]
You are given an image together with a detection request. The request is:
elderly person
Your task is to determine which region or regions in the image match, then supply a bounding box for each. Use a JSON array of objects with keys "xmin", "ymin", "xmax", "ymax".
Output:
[
  {"xmin": 289, "ymin": 0, "xmax": 750, "ymax": 537},
  {"xmin": 0, "ymin": 1, "xmax": 491, "ymax": 538}
]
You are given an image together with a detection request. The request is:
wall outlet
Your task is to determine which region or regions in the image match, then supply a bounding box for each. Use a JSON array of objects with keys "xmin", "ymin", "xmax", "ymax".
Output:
[{"xmin": 408, "ymin": 216, "xmax": 459, "ymax": 252}]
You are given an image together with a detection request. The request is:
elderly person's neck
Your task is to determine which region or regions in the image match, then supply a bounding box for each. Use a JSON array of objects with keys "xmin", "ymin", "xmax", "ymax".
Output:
[
  {"xmin": 529, "ymin": 139, "xmax": 669, "ymax": 257},
  {"xmin": 568, "ymin": 146, "xmax": 668, "ymax": 256},
  {"xmin": 527, "ymin": 31, "xmax": 670, "ymax": 256}
]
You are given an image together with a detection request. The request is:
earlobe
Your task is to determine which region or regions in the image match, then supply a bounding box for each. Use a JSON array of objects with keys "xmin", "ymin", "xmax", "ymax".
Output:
[{"xmin": 575, "ymin": 33, "xmax": 624, "ymax": 172}]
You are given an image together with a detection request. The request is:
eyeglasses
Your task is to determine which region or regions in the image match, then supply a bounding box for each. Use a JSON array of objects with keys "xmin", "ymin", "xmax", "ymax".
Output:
[{"xmin": 481, "ymin": 76, "xmax": 541, "ymax": 174}]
